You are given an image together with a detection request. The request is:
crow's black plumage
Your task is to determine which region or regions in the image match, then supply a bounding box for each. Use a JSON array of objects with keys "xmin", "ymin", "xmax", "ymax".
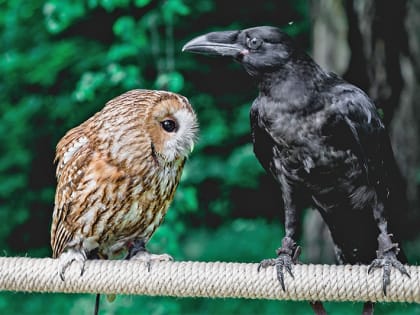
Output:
[{"xmin": 183, "ymin": 26, "xmax": 409, "ymax": 297}]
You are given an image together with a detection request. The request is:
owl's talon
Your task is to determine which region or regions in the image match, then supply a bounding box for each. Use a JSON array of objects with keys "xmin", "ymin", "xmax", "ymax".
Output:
[
  {"xmin": 57, "ymin": 248, "xmax": 87, "ymax": 281},
  {"xmin": 130, "ymin": 251, "xmax": 173, "ymax": 271}
]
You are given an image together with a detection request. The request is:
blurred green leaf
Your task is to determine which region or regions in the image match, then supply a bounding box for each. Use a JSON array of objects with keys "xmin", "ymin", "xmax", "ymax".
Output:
[
  {"xmin": 0, "ymin": 174, "xmax": 26, "ymax": 197},
  {"xmin": 100, "ymin": 0, "xmax": 130, "ymax": 11},
  {"xmin": 107, "ymin": 43, "xmax": 138, "ymax": 60},
  {"xmin": 163, "ymin": 0, "xmax": 191, "ymax": 22},
  {"xmin": 135, "ymin": 0, "xmax": 151, "ymax": 7},
  {"xmin": 73, "ymin": 71, "xmax": 107, "ymax": 102},
  {"xmin": 175, "ymin": 186, "xmax": 198, "ymax": 212},
  {"xmin": 113, "ymin": 16, "xmax": 136, "ymax": 38},
  {"xmin": 43, "ymin": 1, "xmax": 85, "ymax": 33},
  {"xmin": 155, "ymin": 71, "xmax": 184, "ymax": 92},
  {"xmin": 226, "ymin": 144, "xmax": 264, "ymax": 188}
]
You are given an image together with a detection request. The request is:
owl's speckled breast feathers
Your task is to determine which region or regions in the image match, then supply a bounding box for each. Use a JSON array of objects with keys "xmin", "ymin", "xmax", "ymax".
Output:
[{"xmin": 51, "ymin": 90, "xmax": 198, "ymax": 263}]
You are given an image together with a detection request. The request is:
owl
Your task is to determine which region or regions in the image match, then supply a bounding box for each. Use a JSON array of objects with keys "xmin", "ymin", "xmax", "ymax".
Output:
[{"xmin": 51, "ymin": 89, "xmax": 198, "ymax": 280}]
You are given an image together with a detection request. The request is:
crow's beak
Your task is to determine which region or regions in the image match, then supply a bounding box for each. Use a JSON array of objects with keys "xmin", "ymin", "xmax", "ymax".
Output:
[{"xmin": 182, "ymin": 30, "xmax": 244, "ymax": 57}]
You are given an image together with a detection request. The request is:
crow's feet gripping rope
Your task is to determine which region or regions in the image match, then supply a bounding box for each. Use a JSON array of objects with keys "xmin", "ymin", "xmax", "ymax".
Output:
[
  {"xmin": 368, "ymin": 233, "xmax": 410, "ymax": 295},
  {"xmin": 258, "ymin": 236, "xmax": 300, "ymax": 291}
]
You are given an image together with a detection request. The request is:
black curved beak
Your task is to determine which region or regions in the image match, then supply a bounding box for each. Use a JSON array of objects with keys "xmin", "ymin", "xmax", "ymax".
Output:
[{"xmin": 182, "ymin": 30, "xmax": 244, "ymax": 57}]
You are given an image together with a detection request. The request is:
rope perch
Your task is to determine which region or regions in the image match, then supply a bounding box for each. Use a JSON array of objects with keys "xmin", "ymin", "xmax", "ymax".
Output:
[{"xmin": 0, "ymin": 257, "xmax": 419, "ymax": 302}]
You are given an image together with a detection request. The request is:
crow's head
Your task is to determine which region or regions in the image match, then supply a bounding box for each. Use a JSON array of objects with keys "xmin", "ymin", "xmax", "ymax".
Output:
[{"xmin": 182, "ymin": 26, "xmax": 296, "ymax": 77}]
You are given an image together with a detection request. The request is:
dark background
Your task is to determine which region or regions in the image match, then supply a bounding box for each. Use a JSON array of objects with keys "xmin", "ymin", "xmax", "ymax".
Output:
[{"xmin": 1, "ymin": 0, "xmax": 419, "ymax": 314}]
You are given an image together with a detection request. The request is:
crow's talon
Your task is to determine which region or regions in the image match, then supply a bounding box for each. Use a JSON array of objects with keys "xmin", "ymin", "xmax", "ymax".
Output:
[
  {"xmin": 257, "ymin": 258, "xmax": 276, "ymax": 271},
  {"xmin": 368, "ymin": 252, "xmax": 410, "ymax": 295},
  {"xmin": 258, "ymin": 237, "xmax": 299, "ymax": 291},
  {"xmin": 259, "ymin": 253, "xmax": 295, "ymax": 291}
]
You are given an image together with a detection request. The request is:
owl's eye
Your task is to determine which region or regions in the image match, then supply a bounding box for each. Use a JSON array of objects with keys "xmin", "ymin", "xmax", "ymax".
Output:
[
  {"xmin": 247, "ymin": 37, "xmax": 263, "ymax": 50},
  {"xmin": 161, "ymin": 119, "xmax": 177, "ymax": 133}
]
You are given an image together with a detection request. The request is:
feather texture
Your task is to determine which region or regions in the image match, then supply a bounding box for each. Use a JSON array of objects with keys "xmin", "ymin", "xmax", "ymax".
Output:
[{"xmin": 51, "ymin": 89, "xmax": 198, "ymax": 262}]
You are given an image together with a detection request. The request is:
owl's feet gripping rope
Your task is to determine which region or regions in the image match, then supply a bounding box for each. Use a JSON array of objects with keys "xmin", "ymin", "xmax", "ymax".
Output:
[
  {"xmin": 127, "ymin": 239, "xmax": 173, "ymax": 271},
  {"xmin": 57, "ymin": 248, "xmax": 87, "ymax": 281},
  {"xmin": 258, "ymin": 236, "xmax": 301, "ymax": 291}
]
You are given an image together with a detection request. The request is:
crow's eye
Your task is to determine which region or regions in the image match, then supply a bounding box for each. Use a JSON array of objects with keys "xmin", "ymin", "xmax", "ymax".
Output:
[
  {"xmin": 247, "ymin": 37, "xmax": 263, "ymax": 50},
  {"xmin": 161, "ymin": 119, "xmax": 177, "ymax": 133}
]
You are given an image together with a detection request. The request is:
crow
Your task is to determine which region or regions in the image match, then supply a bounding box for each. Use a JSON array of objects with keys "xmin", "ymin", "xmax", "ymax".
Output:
[{"xmin": 183, "ymin": 26, "xmax": 409, "ymax": 311}]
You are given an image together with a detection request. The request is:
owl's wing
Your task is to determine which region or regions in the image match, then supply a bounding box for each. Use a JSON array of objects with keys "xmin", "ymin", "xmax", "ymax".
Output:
[{"xmin": 51, "ymin": 125, "xmax": 93, "ymax": 258}]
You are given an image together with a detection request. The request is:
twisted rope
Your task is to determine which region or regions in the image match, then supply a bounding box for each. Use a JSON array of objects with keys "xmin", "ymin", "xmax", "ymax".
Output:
[{"xmin": 0, "ymin": 257, "xmax": 419, "ymax": 302}]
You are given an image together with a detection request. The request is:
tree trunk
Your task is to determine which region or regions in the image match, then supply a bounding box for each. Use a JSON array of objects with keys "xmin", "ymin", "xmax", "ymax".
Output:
[
  {"xmin": 345, "ymin": 0, "xmax": 420, "ymax": 238},
  {"xmin": 309, "ymin": 0, "xmax": 420, "ymax": 262}
]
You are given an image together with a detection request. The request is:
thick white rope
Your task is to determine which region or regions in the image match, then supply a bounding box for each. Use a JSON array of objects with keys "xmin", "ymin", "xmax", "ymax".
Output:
[{"xmin": 0, "ymin": 257, "xmax": 419, "ymax": 302}]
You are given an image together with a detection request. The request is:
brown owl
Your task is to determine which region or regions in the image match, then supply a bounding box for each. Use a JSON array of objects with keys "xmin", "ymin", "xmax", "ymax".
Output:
[{"xmin": 51, "ymin": 89, "xmax": 198, "ymax": 280}]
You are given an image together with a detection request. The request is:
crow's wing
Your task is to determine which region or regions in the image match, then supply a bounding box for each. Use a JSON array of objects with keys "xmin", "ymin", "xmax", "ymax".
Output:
[
  {"xmin": 324, "ymin": 85, "xmax": 400, "ymax": 198},
  {"xmin": 323, "ymin": 86, "xmax": 407, "ymax": 247}
]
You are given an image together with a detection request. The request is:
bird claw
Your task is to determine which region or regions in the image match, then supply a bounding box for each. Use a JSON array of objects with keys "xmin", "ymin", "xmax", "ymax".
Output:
[
  {"xmin": 367, "ymin": 233, "xmax": 410, "ymax": 295},
  {"xmin": 57, "ymin": 248, "xmax": 87, "ymax": 281},
  {"xmin": 130, "ymin": 251, "xmax": 173, "ymax": 272},
  {"xmin": 368, "ymin": 251, "xmax": 410, "ymax": 295},
  {"xmin": 259, "ymin": 253, "xmax": 295, "ymax": 291},
  {"xmin": 258, "ymin": 237, "xmax": 299, "ymax": 291}
]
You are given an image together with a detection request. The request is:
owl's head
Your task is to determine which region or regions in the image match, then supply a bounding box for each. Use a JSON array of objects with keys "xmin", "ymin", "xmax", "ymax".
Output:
[
  {"xmin": 144, "ymin": 90, "xmax": 198, "ymax": 162},
  {"xmin": 96, "ymin": 90, "xmax": 198, "ymax": 165}
]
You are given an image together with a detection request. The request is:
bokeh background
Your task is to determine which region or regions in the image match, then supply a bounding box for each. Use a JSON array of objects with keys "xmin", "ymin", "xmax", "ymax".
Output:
[{"xmin": 1, "ymin": 0, "xmax": 420, "ymax": 314}]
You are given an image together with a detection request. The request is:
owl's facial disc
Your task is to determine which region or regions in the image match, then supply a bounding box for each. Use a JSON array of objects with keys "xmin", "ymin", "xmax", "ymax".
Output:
[{"xmin": 159, "ymin": 108, "xmax": 198, "ymax": 161}]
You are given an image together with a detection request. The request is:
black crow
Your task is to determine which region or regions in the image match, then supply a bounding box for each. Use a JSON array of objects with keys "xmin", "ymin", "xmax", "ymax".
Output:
[{"xmin": 183, "ymin": 26, "xmax": 409, "ymax": 300}]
